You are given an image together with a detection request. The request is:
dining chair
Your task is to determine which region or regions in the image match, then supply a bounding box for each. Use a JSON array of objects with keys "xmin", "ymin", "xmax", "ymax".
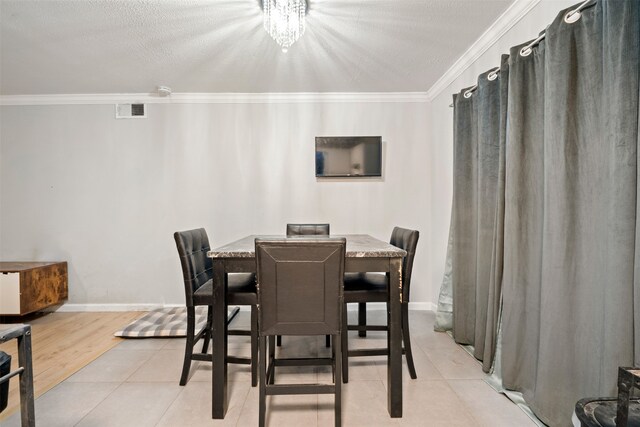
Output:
[
  {"xmin": 255, "ymin": 237, "xmax": 345, "ymax": 427},
  {"xmin": 279, "ymin": 223, "xmax": 331, "ymax": 348},
  {"xmin": 341, "ymin": 226, "xmax": 419, "ymax": 382},
  {"xmin": 174, "ymin": 228, "xmax": 258, "ymax": 386}
]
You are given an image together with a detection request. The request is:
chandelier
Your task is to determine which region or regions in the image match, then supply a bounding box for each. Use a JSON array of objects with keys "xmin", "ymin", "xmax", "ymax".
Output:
[{"xmin": 263, "ymin": 0, "xmax": 306, "ymax": 53}]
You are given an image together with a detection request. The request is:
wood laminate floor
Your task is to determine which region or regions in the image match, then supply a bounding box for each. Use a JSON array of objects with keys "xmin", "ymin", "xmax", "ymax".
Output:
[{"xmin": 0, "ymin": 311, "xmax": 142, "ymax": 421}]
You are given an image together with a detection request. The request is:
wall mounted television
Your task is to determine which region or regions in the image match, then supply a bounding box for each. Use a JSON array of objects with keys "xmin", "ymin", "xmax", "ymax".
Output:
[{"xmin": 315, "ymin": 136, "xmax": 382, "ymax": 177}]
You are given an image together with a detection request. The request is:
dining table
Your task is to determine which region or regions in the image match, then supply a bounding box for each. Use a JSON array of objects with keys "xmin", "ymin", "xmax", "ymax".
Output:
[{"xmin": 206, "ymin": 234, "xmax": 406, "ymax": 419}]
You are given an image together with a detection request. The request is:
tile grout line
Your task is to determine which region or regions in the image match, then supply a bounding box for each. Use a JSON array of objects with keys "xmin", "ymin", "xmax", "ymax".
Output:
[
  {"xmin": 71, "ymin": 340, "xmax": 132, "ymax": 426},
  {"xmin": 121, "ymin": 348, "xmax": 158, "ymax": 383},
  {"xmin": 445, "ymin": 379, "xmax": 495, "ymax": 427},
  {"xmin": 416, "ymin": 340, "xmax": 451, "ymax": 381},
  {"xmin": 73, "ymin": 381, "xmax": 127, "ymax": 427},
  {"xmin": 235, "ymin": 376, "xmax": 258, "ymax": 426},
  {"xmin": 153, "ymin": 383, "xmax": 184, "ymax": 427}
]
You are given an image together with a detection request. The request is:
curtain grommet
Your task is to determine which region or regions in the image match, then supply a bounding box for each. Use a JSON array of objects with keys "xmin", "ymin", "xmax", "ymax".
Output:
[
  {"xmin": 564, "ymin": 10, "xmax": 581, "ymax": 23},
  {"xmin": 564, "ymin": 0, "xmax": 591, "ymax": 23},
  {"xmin": 520, "ymin": 46, "xmax": 533, "ymax": 57},
  {"xmin": 463, "ymin": 84, "xmax": 477, "ymax": 99},
  {"xmin": 520, "ymin": 33, "xmax": 545, "ymax": 57}
]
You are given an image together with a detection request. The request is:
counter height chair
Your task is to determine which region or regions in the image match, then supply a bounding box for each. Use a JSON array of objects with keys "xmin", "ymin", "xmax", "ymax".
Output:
[
  {"xmin": 174, "ymin": 228, "xmax": 258, "ymax": 386},
  {"xmin": 255, "ymin": 237, "xmax": 345, "ymax": 427},
  {"xmin": 278, "ymin": 223, "xmax": 331, "ymax": 348},
  {"xmin": 341, "ymin": 226, "xmax": 419, "ymax": 382}
]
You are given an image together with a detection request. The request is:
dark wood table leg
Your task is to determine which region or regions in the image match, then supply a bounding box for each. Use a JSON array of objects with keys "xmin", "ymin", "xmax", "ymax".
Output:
[
  {"xmin": 388, "ymin": 257, "xmax": 403, "ymax": 418},
  {"xmin": 212, "ymin": 259, "xmax": 228, "ymax": 419}
]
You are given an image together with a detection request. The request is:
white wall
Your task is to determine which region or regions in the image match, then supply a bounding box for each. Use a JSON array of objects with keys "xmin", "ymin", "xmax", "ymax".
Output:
[
  {"xmin": 427, "ymin": 0, "xmax": 578, "ymax": 304},
  {"xmin": 0, "ymin": 101, "xmax": 431, "ymax": 307},
  {"xmin": 0, "ymin": 0, "xmax": 581, "ymax": 310}
]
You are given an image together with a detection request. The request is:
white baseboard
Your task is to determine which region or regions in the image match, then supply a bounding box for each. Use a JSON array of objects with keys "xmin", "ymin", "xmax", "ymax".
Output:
[
  {"xmin": 52, "ymin": 303, "xmax": 183, "ymax": 312},
  {"xmin": 53, "ymin": 302, "xmax": 437, "ymax": 313},
  {"xmin": 411, "ymin": 302, "xmax": 438, "ymax": 312}
]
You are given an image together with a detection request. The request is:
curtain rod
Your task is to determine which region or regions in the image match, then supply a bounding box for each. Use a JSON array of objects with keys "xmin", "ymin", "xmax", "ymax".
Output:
[{"xmin": 448, "ymin": 0, "xmax": 593, "ymax": 108}]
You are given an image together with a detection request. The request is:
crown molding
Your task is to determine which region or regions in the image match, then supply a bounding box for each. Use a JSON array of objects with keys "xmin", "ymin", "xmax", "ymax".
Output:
[
  {"xmin": 0, "ymin": 91, "xmax": 430, "ymax": 106},
  {"xmin": 425, "ymin": 0, "xmax": 541, "ymax": 100},
  {"xmin": 0, "ymin": 0, "xmax": 540, "ymax": 106}
]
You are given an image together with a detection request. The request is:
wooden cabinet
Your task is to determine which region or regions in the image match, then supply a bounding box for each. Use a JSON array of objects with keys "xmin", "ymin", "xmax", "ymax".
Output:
[{"xmin": 0, "ymin": 262, "xmax": 68, "ymax": 315}]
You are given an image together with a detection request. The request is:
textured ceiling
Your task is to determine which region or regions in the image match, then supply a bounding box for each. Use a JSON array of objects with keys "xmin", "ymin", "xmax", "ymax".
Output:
[{"xmin": 0, "ymin": 0, "xmax": 513, "ymax": 95}]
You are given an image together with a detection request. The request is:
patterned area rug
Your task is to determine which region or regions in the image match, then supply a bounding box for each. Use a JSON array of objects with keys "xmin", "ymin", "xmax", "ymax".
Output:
[{"xmin": 114, "ymin": 306, "xmax": 239, "ymax": 338}]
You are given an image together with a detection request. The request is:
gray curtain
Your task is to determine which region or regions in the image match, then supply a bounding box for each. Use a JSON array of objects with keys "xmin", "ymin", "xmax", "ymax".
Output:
[
  {"xmin": 500, "ymin": 31, "xmax": 547, "ymax": 417},
  {"xmin": 450, "ymin": 61, "xmax": 507, "ymax": 371},
  {"xmin": 483, "ymin": 54, "xmax": 509, "ymax": 372},
  {"xmin": 500, "ymin": 1, "xmax": 640, "ymax": 426},
  {"xmin": 442, "ymin": 1, "xmax": 640, "ymax": 425},
  {"xmin": 472, "ymin": 68, "xmax": 500, "ymax": 362},
  {"xmin": 451, "ymin": 84, "xmax": 478, "ymax": 345},
  {"xmin": 434, "ymin": 210, "xmax": 454, "ymax": 332}
]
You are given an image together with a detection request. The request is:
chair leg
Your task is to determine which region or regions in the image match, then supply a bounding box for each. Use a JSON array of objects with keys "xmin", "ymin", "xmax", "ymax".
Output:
[
  {"xmin": 201, "ymin": 305, "xmax": 212, "ymax": 355},
  {"xmin": 268, "ymin": 336, "xmax": 276, "ymax": 385},
  {"xmin": 251, "ymin": 304, "xmax": 259, "ymax": 387},
  {"xmin": 180, "ymin": 306, "xmax": 196, "ymax": 386},
  {"xmin": 331, "ymin": 334, "xmax": 335, "ymax": 381},
  {"xmin": 341, "ymin": 304, "xmax": 349, "ymax": 383},
  {"xmin": 402, "ymin": 303, "xmax": 417, "ymax": 379},
  {"xmin": 269, "ymin": 336, "xmax": 276, "ymax": 359},
  {"xmin": 259, "ymin": 335, "xmax": 267, "ymax": 427},
  {"xmin": 277, "ymin": 335, "xmax": 282, "ymax": 346},
  {"xmin": 358, "ymin": 303, "xmax": 367, "ymax": 337},
  {"xmin": 334, "ymin": 332, "xmax": 342, "ymax": 427}
]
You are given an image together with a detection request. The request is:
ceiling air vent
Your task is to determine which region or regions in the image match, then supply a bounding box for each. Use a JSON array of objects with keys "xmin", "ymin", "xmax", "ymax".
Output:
[{"xmin": 115, "ymin": 103, "xmax": 146, "ymax": 119}]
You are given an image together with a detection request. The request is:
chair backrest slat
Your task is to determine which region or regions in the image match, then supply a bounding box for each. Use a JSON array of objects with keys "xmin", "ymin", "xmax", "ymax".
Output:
[
  {"xmin": 286, "ymin": 223, "xmax": 330, "ymax": 236},
  {"xmin": 256, "ymin": 238, "xmax": 345, "ymax": 337}
]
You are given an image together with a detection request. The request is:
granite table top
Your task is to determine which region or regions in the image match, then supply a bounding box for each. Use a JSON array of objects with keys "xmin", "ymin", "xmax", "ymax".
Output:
[{"xmin": 208, "ymin": 234, "xmax": 406, "ymax": 259}]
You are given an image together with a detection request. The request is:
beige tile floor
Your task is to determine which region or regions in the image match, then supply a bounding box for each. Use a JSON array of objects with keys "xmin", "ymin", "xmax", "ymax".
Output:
[{"xmin": 1, "ymin": 310, "xmax": 537, "ymax": 427}]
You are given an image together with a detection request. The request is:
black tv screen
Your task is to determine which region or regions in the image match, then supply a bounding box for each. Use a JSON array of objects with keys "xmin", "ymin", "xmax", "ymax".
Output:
[{"xmin": 315, "ymin": 136, "xmax": 382, "ymax": 177}]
